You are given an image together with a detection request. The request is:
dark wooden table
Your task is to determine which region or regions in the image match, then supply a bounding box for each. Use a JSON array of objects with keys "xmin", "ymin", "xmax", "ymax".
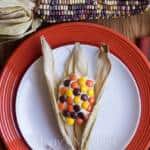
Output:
[{"xmin": 0, "ymin": 11, "xmax": 150, "ymax": 149}]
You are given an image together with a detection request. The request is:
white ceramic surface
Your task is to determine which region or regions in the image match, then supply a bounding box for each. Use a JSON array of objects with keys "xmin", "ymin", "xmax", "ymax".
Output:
[{"xmin": 16, "ymin": 45, "xmax": 141, "ymax": 150}]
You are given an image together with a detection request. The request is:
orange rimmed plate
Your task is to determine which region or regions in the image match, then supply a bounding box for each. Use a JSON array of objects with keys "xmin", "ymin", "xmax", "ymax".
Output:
[{"xmin": 0, "ymin": 23, "xmax": 150, "ymax": 150}]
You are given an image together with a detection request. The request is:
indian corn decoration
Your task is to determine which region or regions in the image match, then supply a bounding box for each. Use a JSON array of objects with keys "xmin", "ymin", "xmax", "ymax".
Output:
[{"xmin": 36, "ymin": 0, "xmax": 150, "ymax": 23}]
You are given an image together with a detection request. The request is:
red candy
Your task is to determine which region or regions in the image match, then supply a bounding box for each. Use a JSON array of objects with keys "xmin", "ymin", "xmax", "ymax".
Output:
[
  {"xmin": 76, "ymin": 118, "xmax": 84, "ymax": 125},
  {"xmin": 86, "ymin": 80, "xmax": 94, "ymax": 87}
]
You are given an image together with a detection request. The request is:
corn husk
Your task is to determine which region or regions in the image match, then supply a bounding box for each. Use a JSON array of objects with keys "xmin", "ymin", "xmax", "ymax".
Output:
[
  {"xmin": 64, "ymin": 43, "xmax": 88, "ymax": 149},
  {"xmin": 41, "ymin": 36, "xmax": 75, "ymax": 150},
  {"xmin": 64, "ymin": 43, "xmax": 88, "ymax": 77},
  {"xmin": 41, "ymin": 37, "xmax": 111, "ymax": 150},
  {"xmin": 81, "ymin": 44, "xmax": 111, "ymax": 150},
  {"xmin": 0, "ymin": 0, "xmax": 41, "ymax": 44}
]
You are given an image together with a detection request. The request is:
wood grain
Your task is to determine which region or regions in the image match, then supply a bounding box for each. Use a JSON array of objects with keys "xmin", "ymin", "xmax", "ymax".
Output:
[{"xmin": 0, "ymin": 12, "xmax": 150, "ymax": 149}]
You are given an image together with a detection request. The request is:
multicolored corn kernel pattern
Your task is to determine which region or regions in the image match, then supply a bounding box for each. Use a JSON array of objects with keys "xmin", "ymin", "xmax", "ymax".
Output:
[
  {"xmin": 36, "ymin": 0, "xmax": 149, "ymax": 23},
  {"xmin": 57, "ymin": 74, "xmax": 95, "ymax": 125}
]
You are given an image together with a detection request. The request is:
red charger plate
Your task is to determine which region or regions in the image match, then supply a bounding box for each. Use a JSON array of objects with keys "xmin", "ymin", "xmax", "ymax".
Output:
[{"xmin": 0, "ymin": 23, "xmax": 150, "ymax": 150}]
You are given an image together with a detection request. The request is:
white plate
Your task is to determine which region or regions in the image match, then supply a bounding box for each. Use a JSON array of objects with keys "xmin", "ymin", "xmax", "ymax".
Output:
[{"xmin": 16, "ymin": 44, "xmax": 141, "ymax": 150}]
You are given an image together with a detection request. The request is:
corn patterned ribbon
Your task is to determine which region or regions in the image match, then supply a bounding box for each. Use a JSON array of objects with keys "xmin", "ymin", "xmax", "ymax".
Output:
[{"xmin": 36, "ymin": 0, "xmax": 150, "ymax": 23}]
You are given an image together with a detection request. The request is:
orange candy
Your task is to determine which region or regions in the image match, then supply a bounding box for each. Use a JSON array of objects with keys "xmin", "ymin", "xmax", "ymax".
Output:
[
  {"xmin": 86, "ymin": 80, "xmax": 94, "ymax": 87},
  {"xmin": 58, "ymin": 103, "xmax": 65, "ymax": 111},
  {"xmin": 67, "ymin": 97, "xmax": 73, "ymax": 104},
  {"xmin": 70, "ymin": 74, "xmax": 77, "ymax": 81},
  {"xmin": 87, "ymin": 105, "xmax": 93, "ymax": 112},
  {"xmin": 59, "ymin": 87, "xmax": 67, "ymax": 95},
  {"xmin": 67, "ymin": 105, "xmax": 73, "ymax": 112},
  {"xmin": 76, "ymin": 118, "xmax": 84, "ymax": 125},
  {"xmin": 89, "ymin": 97, "xmax": 95, "ymax": 104},
  {"xmin": 71, "ymin": 82, "xmax": 79, "ymax": 89}
]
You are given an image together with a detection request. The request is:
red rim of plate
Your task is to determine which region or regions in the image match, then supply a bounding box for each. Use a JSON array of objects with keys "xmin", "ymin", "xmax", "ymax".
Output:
[{"xmin": 0, "ymin": 23, "xmax": 150, "ymax": 150}]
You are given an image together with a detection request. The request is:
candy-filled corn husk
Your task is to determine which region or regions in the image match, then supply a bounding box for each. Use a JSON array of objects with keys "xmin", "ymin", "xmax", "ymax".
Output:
[
  {"xmin": 41, "ymin": 37, "xmax": 111, "ymax": 150},
  {"xmin": 63, "ymin": 43, "xmax": 88, "ymax": 149},
  {"xmin": 0, "ymin": 0, "xmax": 41, "ymax": 44}
]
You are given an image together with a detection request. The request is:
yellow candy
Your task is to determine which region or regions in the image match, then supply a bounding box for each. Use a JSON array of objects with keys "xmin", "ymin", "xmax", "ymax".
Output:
[
  {"xmin": 81, "ymin": 85, "xmax": 88, "ymax": 93},
  {"xmin": 87, "ymin": 89, "xmax": 94, "ymax": 97},
  {"xmin": 66, "ymin": 117, "xmax": 75, "ymax": 125},
  {"xmin": 78, "ymin": 76, "xmax": 87, "ymax": 86},
  {"xmin": 82, "ymin": 101, "xmax": 89, "ymax": 110},
  {"xmin": 74, "ymin": 96, "xmax": 80, "ymax": 104},
  {"xmin": 65, "ymin": 89, "xmax": 73, "ymax": 97}
]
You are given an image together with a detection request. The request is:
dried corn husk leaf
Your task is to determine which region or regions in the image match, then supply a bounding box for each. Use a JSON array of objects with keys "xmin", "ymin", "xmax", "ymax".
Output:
[
  {"xmin": 64, "ymin": 49, "xmax": 75, "ymax": 77},
  {"xmin": 74, "ymin": 43, "xmax": 88, "ymax": 76},
  {"xmin": 0, "ymin": 0, "xmax": 41, "ymax": 44},
  {"xmin": 42, "ymin": 39, "xmax": 111, "ymax": 150},
  {"xmin": 71, "ymin": 43, "xmax": 88, "ymax": 149},
  {"xmin": 0, "ymin": 20, "xmax": 32, "ymax": 36},
  {"xmin": 65, "ymin": 43, "xmax": 88, "ymax": 149},
  {"xmin": 66, "ymin": 44, "xmax": 111, "ymax": 150},
  {"xmin": 41, "ymin": 36, "xmax": 75, "ymax": 150},
  {"xmin": 0, "ymin": 11, "xmax": 30, "ymax": 24},
  {"xmin": 81, "ymin": 44, "xmax": 111, "ymax": 150},
  {"xmin": 65, "ymin": 43, "xmax": 88, "ymax": 77},
  {"xmin": 0, "ymin": 6, "xmax": 23, "ymax": 16}
]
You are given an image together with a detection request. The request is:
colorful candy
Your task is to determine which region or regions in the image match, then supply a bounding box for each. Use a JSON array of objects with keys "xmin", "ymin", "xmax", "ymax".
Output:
[
  {"xmin": 67, "ymin": 105, "xmax": 74, "ymax": 112},
  {"xmin": 59, "ymin": 95, "xmax": 66, "ymax": 103},
  {"xmin": 73, "ymin": 88, "xmax": 81, "ymax": 96},
  {"xmin": 76, "ymin": 118, "xmax": 84, "ymax": 125},
  {"xmin": 58, "ymin": 74, "xmax": 95, "ymax": 126},
  {"xmin": 87, "ymin": 89, "xmax": 94, "ymax": 97},
  {"xmin": 74, "ymin": 96, "xmax": 81, "ymax": 104},
  {"xmin": 87, "ymin": 105, "xmax": 93, "ymax": 112},
  {"xmin": 86, "ymin": 80, "xmax": 94, "ymax": 87},
  {"xmin": 78, "ymin": 112, "xmax": 85, "ymax": 119},
  {"xmin": 71, "ymin": 82, "xmax": 79, "ymax": 89},
  {"xmin": 73, "ymin": 105, "xmax": 80, "ymax": 112},
  {"xmin": 89, "ymin": 97, "xmax": 95, "ymax": 104},
  {"xmin": 71, "ymin": 112, "xmax": 78, "ymax": 119},
  {"xmin": 63, "ymin": 110, "xmax": 70, "ymax": 117},
  {"xmin": 66, "ymin": 117, "xmax": 75, "ymax": 125},
  {"xmin": 58, "ymin": 103, "xmax": 65, "ymax": 111},
  {"xmin": 64, "ymin": 80, "xmax": 71, "ymax": 87},
  {"xmin": 81, "ymin": 94, "xmax": 88, "ymax": 101},
  {"xmin": 59, "ymin": 87, "xmax": 67, "ymax": 95},
  {"xmin": 67, "ymin": 97, "xmax": 73, "ymax": 104},
  {"xmin": 78, "ymin": 76, "xmax": 87, "ymax": 86},
  {"xmin": 81, "ymin": 85, "xmax": 88, "ymax": 93},
  {"xmin": 82, "ymin": 101, "xmax": 89, "ymax": 110},
  {"xmin": 66, "ymin": 89, "xmax": 73, "ymax": 97}
]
